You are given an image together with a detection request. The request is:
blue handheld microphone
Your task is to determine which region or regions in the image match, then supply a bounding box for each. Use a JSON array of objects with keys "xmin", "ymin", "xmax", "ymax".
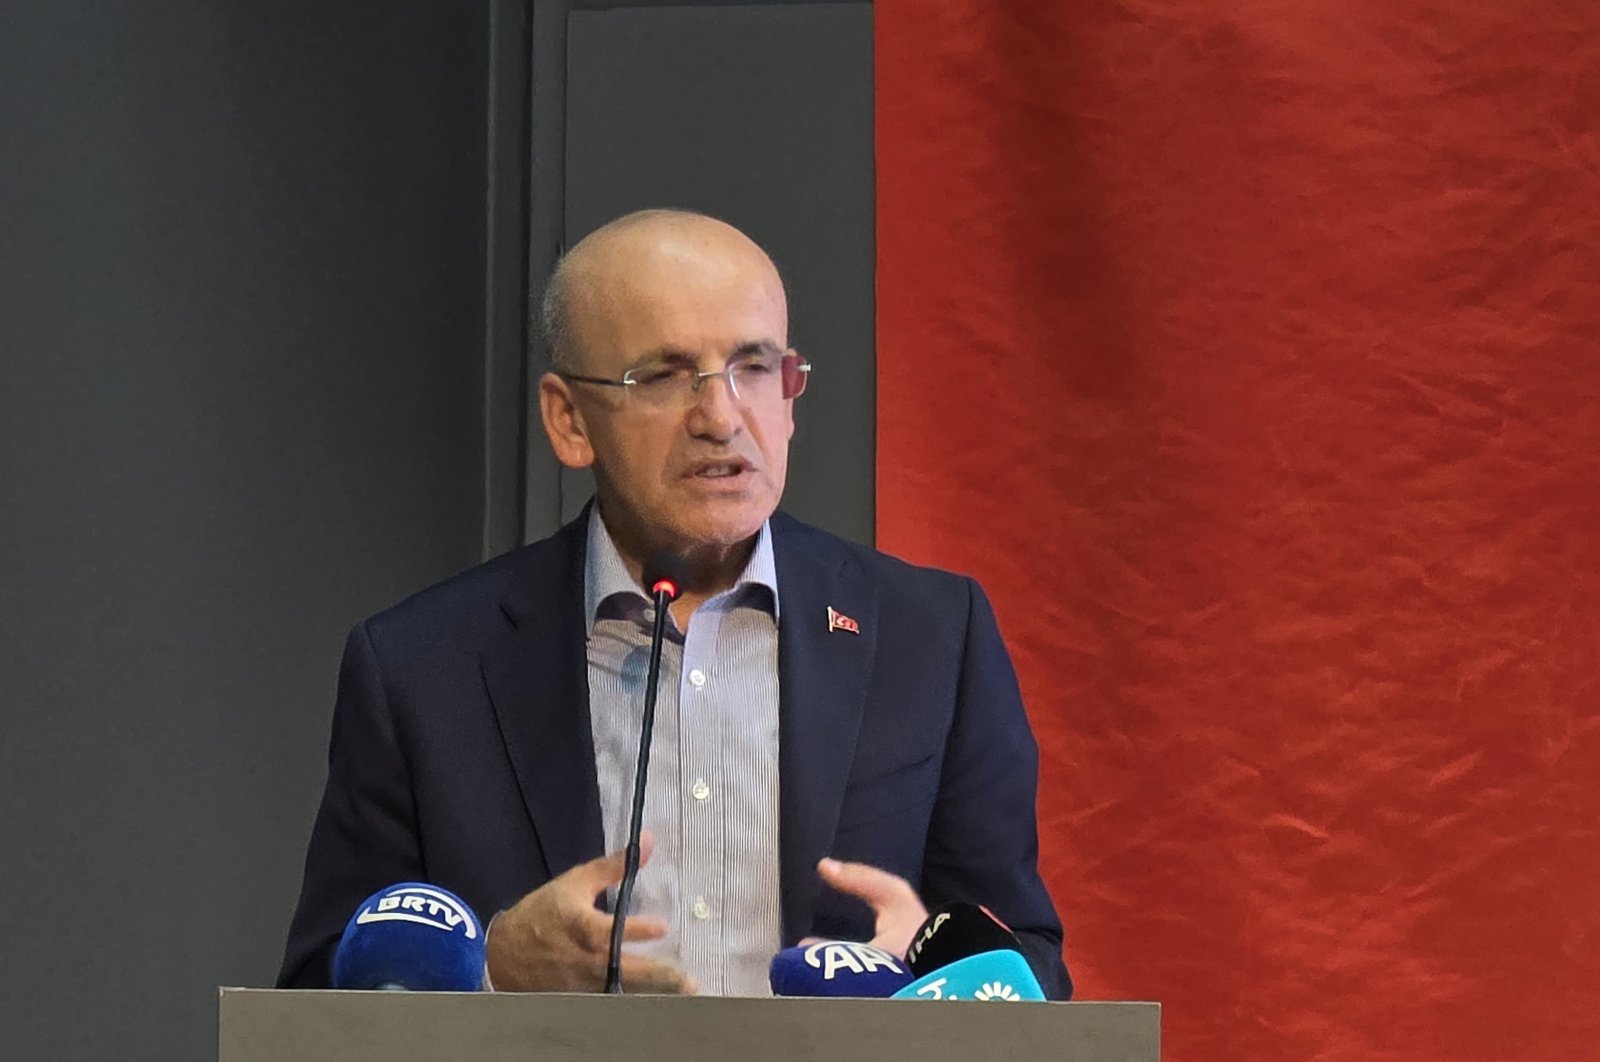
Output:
[
  {"xmin": 332, "ymin": 883, "xmax": 485, "ymax": 990},
  {"xmin": 769, "ymin": 940, "xmax": 915, "ymax": 997},
  {"xmin": 891, "ymin": 950, "xmax": 1046, "ymax": 1002}
]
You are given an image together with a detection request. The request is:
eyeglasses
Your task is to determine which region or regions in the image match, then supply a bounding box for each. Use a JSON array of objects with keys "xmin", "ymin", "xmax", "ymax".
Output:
[{"xmin": 559, "ymin": 348, "xmax": 812, "ymax": 410}]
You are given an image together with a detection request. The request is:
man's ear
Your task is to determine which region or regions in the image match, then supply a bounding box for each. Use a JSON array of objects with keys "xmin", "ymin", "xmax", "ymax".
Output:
[{"xmin": 539, "ymin": 372, "xmax": 596, "ymax": 469}]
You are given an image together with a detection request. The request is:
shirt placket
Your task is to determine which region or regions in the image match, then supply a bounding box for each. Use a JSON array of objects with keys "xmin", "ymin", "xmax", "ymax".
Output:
[{"xmin": 677, "ymin": 598, "xmax": 725, "ymax": 994}]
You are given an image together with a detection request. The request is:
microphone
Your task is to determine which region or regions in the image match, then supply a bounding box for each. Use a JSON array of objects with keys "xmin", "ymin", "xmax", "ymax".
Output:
[
  {"xmin": 605, "ymin": 550, "xmax": 690, "ymax": 994},
  {"xmin": 891, "ymin": 950, "xmax": 1047, "ymax": 1002},
  {"xmin": 332, "ymin": 882, "xmax": 485, "ymax": 990},
  {"xmin": 905, "ymin": 901, "xmax": 1023, "ymax": 977},
  {"xmin": 769, "ymin": 940, "xmax": 914, "ymax": 998}
]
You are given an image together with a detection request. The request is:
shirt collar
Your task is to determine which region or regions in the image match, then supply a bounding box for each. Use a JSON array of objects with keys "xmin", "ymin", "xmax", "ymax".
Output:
[{"xmin": 583, "ymin": 506, "xmax": 780, "ymax": 635}]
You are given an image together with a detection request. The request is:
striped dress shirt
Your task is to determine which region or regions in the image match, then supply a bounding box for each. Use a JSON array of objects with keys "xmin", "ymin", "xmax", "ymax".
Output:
[{"xmin": 584, "ymin": 507, "xmax": 783, "ymax": 996}]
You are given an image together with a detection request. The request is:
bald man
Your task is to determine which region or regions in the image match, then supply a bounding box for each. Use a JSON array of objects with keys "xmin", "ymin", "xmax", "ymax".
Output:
[{"xmin": 277, "ymin": 210, "xmax": 1071, "ymax": 998}]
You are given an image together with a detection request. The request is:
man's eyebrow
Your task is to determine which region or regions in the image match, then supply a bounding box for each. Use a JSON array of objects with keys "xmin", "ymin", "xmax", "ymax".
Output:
[
  {"xmin": 630, "ymin": 347, "xmax": 699, "ymax": 367},
  {"xmin": 628, "ymin": 341, "xmax": 783, "ymax": 367},
  {"xmin": 731, "ymin": 340, "xmax": 784, "ymax": 359}
]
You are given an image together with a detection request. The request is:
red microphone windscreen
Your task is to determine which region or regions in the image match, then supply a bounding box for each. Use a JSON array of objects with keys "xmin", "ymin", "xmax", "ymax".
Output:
[{"xmin": 642, "ymin": 551, "xmax": 689, "ymax": 603}]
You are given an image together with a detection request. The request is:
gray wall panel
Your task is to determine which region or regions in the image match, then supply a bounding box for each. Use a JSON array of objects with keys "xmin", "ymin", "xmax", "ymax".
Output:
[
  {"xmin": 0, "ymin": 4, "xmax": 509, "ymax": 1058},
  {"xmin": 549, "ymin": 3, "xmax": 875, "ymax": 543},
  {"xmin": 0, "ymin": 1, "xmax": 870, "ymax": 1058}
]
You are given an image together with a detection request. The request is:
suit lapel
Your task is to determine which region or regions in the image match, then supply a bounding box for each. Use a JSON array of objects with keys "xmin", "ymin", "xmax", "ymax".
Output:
[
  {"xmin": 480, "ymin": 514, "xmax": 606, "ymax": 880},
  {"xmin": 773, "ymin": 515, "xmax": 879, "ymax": 943}
]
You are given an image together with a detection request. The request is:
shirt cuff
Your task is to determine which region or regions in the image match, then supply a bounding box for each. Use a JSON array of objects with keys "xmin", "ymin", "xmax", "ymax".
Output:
[{"xmin": 482, "ymin": 911, "xmax": 501, "ymax": 991}]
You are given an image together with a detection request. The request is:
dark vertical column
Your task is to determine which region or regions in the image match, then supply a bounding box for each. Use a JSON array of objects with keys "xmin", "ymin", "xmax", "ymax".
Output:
[
  {"xmin": 483, "ymin": 0, "xmax": 534, "ymax": 556},
  {"xmin": 524, "ymin": 1, "xmax": 875, "ymax": 545},
  {"xmin": 523, "ymin": 0, "xmax": 576, "ymax": 542},
  {"xmin": 0, "ymin": 3, "xmax": 512, "ymax": 1058}
]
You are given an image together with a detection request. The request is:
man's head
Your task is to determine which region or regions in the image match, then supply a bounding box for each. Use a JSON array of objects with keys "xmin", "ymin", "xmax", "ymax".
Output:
[{"xmin": 538, "ymin": 209, "xmax": 798, "ymax": 572}]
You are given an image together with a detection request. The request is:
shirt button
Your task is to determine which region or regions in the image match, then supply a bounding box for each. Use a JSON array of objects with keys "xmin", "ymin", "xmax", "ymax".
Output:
[
  {"xmin": 692, "ymin": 896, "xmax": 710, "ymax": 920},
  {"xmin": 692, "ymin": 778, "xmax": 711, "ymax": 801},
  {"xmin": 688, "ymin": 668, "xmax": 707, "ymax": 689}
]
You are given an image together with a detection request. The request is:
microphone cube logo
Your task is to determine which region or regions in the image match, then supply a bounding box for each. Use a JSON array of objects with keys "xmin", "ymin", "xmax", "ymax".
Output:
[
  {"xmin": 335, "ymin": 882, "xmax": 486, "ymax": 991},
  {"xmin": 892, "ymin": 952, "xmax": 1046, "ymax": 1003},
  {"xmin": 803, "ymin": 940, "xmax": 907, "ymax": 980},
  {"xmin": 910, "ymin": 977, "xmax": 1021, "ymax": 1001},
  {"xmin": 907, "ymin": 910, "xmax": 951, "ymax": 965},
  {"xmin": 354, "ymin": 884, "xmax": 480, "ymax": 939}
]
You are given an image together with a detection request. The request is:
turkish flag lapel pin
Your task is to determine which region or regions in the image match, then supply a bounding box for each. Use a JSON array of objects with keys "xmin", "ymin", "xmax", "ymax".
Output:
[{"xmin": 827, "ymin": 606, "xmax": 861, "ymax": 635}]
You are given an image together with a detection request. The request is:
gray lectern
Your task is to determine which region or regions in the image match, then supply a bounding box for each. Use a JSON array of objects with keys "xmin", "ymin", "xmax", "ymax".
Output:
[{"xmin": 218, "ymin": 989, "xmax": 1158, "ymax": 1061}]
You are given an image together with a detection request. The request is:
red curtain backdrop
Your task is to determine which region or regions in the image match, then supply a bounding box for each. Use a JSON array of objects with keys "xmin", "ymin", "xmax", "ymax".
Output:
[{"xmin": 876, "ymin": 3, "xmax": 1600, "ymax": 1059}]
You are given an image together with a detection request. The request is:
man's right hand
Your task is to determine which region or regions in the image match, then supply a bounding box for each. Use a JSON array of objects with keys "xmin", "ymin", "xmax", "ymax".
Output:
[{"xmin": 484, "ymin": 832, "xmax": 695, "ymax": 993}]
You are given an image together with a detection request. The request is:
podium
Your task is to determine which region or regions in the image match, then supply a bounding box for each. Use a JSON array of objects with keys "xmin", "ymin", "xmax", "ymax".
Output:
[{"xmin": 218, "ymin": 989, "xmax": 1158, "ymax": 1061}]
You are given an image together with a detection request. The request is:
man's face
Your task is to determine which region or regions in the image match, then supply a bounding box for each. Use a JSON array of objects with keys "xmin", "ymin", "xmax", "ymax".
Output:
[{"xmin": 543, "ymin": 224, "xmax": 795, "ymax": 557}]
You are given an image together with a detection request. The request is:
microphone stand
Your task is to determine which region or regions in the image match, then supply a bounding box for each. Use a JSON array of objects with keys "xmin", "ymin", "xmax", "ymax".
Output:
[{"xmin": 605, "ymin": 571, "xmax": 679, "ymax": 993}]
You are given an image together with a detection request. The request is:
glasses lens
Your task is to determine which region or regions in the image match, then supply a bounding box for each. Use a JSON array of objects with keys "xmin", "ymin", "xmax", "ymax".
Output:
[
  {"xmin": 727, "ymin": 351, "xmax": 787, "ymax": 404},
  {"xmin": 781, "ymin": 353, "xmax": 809, "ymax": 399},
  {"xmin": 627, "ymin": 362, "xmax": 695, "ymax": 407},
  {"xmin": 624, "ymin": 353, "xmax": 806, "ymax": 407}
]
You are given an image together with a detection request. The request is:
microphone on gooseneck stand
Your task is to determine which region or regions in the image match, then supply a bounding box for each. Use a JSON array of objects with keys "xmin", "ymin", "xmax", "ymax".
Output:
[
  {"xmin": 605, "ymin": 550, "xmax": 690, "ymax": 994},
  {"xmin": 332, "ymin": 882, "xmax": 485, "ymax": 990}
]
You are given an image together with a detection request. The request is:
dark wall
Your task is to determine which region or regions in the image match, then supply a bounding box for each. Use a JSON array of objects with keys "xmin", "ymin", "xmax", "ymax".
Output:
[
  {"xmin": 0, "ymin": 1, "xmax": 871, "ymax": 1058},
  {"xmin": 0, "ymin": 4, "xmax": 509, "ymax": 1059},
  {"xmin": 523, "ymin": 0, "xmax": 875, "ymax": 545}
]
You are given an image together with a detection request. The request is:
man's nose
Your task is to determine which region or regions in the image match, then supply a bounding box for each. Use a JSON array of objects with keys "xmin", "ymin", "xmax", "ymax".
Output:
[{"xmin": 686, "ymin": 372, "xmax": 742, "ymax": 437}]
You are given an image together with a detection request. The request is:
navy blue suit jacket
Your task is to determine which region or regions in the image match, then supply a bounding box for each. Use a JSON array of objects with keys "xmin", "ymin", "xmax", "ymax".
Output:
[{"xmin": 277, "ymin": 511, "xmax": 1071, "ymax": 997}]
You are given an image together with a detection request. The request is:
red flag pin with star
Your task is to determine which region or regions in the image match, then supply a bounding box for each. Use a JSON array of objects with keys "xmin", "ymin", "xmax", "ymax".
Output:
[{"xmin": 827, "ymin": 606, "xmax": 860, "ymax": 634}]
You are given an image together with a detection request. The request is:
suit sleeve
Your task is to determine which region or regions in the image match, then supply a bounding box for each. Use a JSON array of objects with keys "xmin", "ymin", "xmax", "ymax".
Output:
[
  {"xmin": 276, "ymin": 621, "xmax": 423, "ymax": 988},
  {"xmin": 920, "ymin": 578, "xmax": 1073, "ymax": 999}
]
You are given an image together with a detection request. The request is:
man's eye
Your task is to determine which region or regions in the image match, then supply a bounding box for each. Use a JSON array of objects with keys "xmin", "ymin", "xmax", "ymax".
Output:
[
  {"xmin": 631, "ymin": 366, "xmax": 682, "ymax": 387},
  {"xmin": 733, "ymin": 358, "xmax": 777, "ymax": 376}
]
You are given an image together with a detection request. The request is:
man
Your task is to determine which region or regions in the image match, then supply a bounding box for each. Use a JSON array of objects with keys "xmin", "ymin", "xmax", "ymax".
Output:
[{"xmin": 277, "ymin": 210, "xmax": 1070, "ymax": 998}]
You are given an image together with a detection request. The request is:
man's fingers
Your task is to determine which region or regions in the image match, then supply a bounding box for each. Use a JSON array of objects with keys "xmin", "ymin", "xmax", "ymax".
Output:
[
  {"xmin": 617, "ymin": 954, "xmax": 697, "ymax": 995},
  {"xmin": 563, "ymin": 849, "xmax": 625, "ymax": 895},
  {"xmin": 817, "ymin": 857, "xmax": 929, "ymax": 957},
  {"xmin": 621, "ymin": 913, "xmax": 669, "ymax": 942},
  {"xmin": 568, "ymin": 829, "xmax": 657, "ymax": 895},
  {"xmin": 486, "ymin": 838, "xmax": 672, "ymax": 993},
  {"xmin": 817, "ymin": 857, "xmax": 920, "ymax": 910},
  {"xmin": 575, "ymin": 907, "xmax": 669, "ymax": 952}
]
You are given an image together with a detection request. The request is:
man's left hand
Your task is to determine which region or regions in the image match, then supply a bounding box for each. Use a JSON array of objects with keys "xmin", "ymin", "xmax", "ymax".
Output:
[{"xmin": 813, "ymin": 857, "xmax": 929, "ymax": 957}]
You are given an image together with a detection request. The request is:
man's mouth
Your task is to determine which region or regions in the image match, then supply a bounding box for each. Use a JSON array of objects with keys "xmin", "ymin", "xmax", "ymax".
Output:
[{"xmin": 689, "ymin": 459, "xmax": 754, "ymax": 479}]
